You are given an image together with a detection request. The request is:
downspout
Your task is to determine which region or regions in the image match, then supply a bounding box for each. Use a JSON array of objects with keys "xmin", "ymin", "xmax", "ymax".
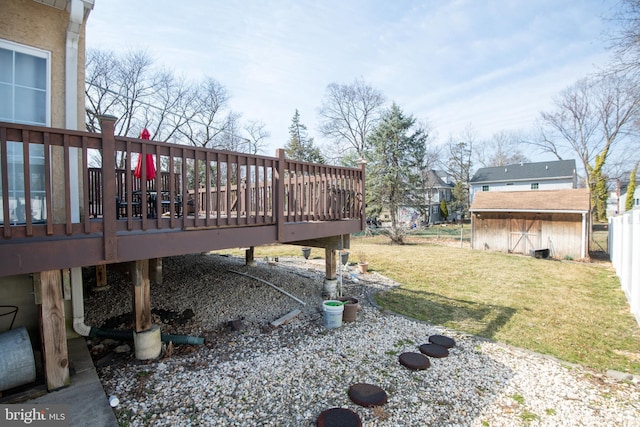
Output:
[{"xmin": 68, "ymin": 0, "xmax": 89, "ymax": 337}]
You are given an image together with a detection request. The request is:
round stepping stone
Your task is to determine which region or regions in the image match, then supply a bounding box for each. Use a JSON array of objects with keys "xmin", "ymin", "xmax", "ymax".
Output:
[
  {"xmin": 428, "ymin": 334, "xmax": 455, "ymax": 348},
  {"xmin": 398, "ymin": 352, "xmax": 430, "ymax": 370},
  {"xmin": 347, "ymin": 383, "xmax": 388, "ymax": 407},
  {"xmin": 419, "ymin": 343, "xmax": 449, "ymax": 358},
  {"xmin": 316, "ymin": 407, "xmax": 362, "ymax": 427}
]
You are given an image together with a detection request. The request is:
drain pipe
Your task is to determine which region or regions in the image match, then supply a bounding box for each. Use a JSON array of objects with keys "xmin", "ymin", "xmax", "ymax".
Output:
[{"xmin": 71, "ymin": 268, "xmax": 204, "ymax": 345}]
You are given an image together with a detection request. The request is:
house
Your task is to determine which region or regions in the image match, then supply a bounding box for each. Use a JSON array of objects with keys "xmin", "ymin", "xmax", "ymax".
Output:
[
  {"xmin": 469, "ymin": 160, "xmax": 577, "ymax": 203},
  {"xmin": 606, "ymin": 176, "xmax": 640, "ymax": 218},
  {"xmin": 1, "ymin": 0, "xmax": 95, "ymax": 390},
  {"xmin": 396, "ymin": 170, "xmax": 455, "ymax": 227},
  {"xmin": 470, "ymin": 189, "xmax": 590, "ymax": 260},
  {"xmin": 1, "ymin": 0, "xmax": 364, "ymax": 397}
]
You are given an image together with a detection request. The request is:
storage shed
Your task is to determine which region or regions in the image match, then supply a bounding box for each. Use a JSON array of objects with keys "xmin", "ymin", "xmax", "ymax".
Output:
[{"xmin": 470, "ymin": 189, "xmax": 590, "ymax": 259}]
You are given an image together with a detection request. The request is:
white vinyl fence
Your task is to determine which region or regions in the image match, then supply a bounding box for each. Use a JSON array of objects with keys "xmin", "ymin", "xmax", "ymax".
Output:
[{"xmin": 609, "ymin": 208, "xmax": 640, "ymax": 327}]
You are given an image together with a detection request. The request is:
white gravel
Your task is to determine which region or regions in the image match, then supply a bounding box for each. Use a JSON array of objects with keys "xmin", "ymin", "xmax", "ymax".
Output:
[{"xmin": 83, "ymin": 253, "xmax": 640, "ymax": 426}]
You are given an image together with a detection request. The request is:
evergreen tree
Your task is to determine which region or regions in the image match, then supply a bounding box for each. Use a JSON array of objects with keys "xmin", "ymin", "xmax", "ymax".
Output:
[
  {"xmin": 285, "ymin": 110, "xmax": 325, "ymax": 163},
  {"xmin": 439, "ymin": 198, "xmax": 449, "ymax": 220},
  {"xmin": 626, "ymin": 163, "xmax": 638, "ymax": 211},
  {"xmin": 367, "ymin": 103, "xmax": 428, "ymax": 244}
]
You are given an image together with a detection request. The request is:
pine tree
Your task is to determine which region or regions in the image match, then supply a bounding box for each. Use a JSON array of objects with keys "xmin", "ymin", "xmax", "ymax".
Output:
[
  {"xmin": 439, "ymin": 198, "xmax": 449, "ymax": 220},
  {"xmin": 285, "ymin": 110, "xmax": 325, "ymax": 163},
  {"xmin": 367, "ymin": 103, "xmax": 428, "ymax": 244}
]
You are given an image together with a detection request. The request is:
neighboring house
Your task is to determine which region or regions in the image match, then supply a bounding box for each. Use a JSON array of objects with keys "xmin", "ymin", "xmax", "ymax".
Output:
[
  {"xmin": 396, "ymin": 170, "xmax": 455, "ymax": 226},
  {"xmin": 606, "ymin": 177, "xmax": 640, "ymax": 217},
  {"xmin": 470, "ymin": 188, "xmax": 590, "ymax": 260},
  {"xmin": 469, "ymin": 160, "xmax": 577, "ymax": 203}
]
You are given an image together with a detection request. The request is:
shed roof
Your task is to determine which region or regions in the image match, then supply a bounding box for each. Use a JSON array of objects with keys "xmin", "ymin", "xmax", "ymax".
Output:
[
  {"xmin": 470, "ymin": 189, "xmax": 590, "ymax": 213},
  {"xmin": 470, "ymin": 159, "xmax": 576, "ymax": 184}
]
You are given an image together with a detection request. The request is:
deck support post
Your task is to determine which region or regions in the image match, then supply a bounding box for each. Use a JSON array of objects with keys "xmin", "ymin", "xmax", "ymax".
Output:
[
  {"xmin": 323, "ymin": 248, "xmax": 338, "ymax": 299},
  {"xmin": 245, "ymin": 246, "xmax": 256, "ymax": 266},
  {"xmin": 131, "ymin": 259, "xmax": 161, "ymax": 360},
  {"xmin": 39, "ymin": 270, "xmax": 70, "ymax": 391},
  {"xmin": 94, "ymin": 264, "xmax": 108, "ymax": 290},
  {"xmin": 149, "ymin": 258, "xmax": 162, "ymax": 285}
]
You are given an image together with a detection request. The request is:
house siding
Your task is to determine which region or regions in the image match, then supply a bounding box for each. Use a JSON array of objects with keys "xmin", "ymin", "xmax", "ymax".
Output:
[
  {"xmin": 0, "ymin": 0, "xmax": 88, "ymax": 129},
  {"xmin": 1, "ymin": 0, "xmax": 91, "ymax": 338}
]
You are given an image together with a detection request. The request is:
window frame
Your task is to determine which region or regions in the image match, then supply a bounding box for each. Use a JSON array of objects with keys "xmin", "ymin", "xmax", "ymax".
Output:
[
  {"xmin": 531, "ymin": 182, "xmax": 539, "ymax": 190},
  {"xmin": 0, "ymin": 39, "xmax": 51, "ymax": 126},
  {"xmin": 482, "ymin": 185, "xmax": 489, "ymax": 192}
]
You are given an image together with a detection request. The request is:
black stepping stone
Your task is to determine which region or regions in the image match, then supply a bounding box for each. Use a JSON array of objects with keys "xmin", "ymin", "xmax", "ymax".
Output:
[
  {"xmin": 419, "ymin": 343, "xmax": 449, "ymax": 358},
  {"xmin": 398, "ymin": 352, "xmax": 430, "ymax": 370},
  {"xmin": 428, "ymin": 334, "xmax": 455, "ymax": 348},
  {"xmin": 316, "ymin": 407, "xmax": 362, "ymax": 427},
  {"xmin": 347, "ymin": 383, "xmax": 388, "ymax": 407}
]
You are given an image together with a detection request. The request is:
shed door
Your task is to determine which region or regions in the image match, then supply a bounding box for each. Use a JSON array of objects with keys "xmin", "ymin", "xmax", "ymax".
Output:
[{"xmin": 509, "ymin": 218, "xmax": 541, "ymax": 254}]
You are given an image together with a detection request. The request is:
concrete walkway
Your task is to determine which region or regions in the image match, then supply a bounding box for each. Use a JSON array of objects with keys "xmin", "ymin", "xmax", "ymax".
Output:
[{"xmin": 29, "ymin": 337, "xmax": 118, "ymax": 427}]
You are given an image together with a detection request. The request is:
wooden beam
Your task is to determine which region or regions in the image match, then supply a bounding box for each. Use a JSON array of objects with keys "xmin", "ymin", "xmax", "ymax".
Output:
[
  {"xmin": 149, "ymin": 258, "xmax": 162, "ymax": 285},
  {"xmin": 131, "ymin": 259, "xmax": 152, "ymax": 332},
  {"xmin": 245, "ymin": 246, "xmax": 255, "ymax": 265},
  {"xmin": 39, "ymin": 270, "xmax": 70, "ymax": 391},
  {"xmin": 325, "ymin": 248, "xmax": 337, "ymax": 280},
  {"xmin": 95, "ymin": 264, "xmax": 107, "ymax": 288}
]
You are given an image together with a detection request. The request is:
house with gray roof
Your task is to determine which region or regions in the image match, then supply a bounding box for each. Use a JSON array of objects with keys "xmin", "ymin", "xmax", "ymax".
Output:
[{"xmin": 470, "ymin": 160, "xmax": 577, "ymax": 204}]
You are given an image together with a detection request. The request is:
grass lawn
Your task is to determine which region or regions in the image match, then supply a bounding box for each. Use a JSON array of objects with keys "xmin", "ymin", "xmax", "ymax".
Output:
[{"xmin": 212, "ymin": 234, "xmax": 640, "ymax": 375}]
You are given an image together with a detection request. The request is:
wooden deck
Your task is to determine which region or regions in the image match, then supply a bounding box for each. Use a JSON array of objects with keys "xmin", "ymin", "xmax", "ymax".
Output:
[{"xmin": 0, "ymin": 117, "xmax": 365, "ymax": 278}]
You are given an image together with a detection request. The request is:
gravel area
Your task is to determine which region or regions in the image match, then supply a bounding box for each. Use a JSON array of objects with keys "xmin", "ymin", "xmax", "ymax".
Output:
[{"xmin": 83, "ymin": 253, "xmax": 640, "ymax": 426}]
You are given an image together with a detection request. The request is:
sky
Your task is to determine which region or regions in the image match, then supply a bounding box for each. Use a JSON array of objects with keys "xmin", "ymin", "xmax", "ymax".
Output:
[{"xmin": 85, "ymin": 0, "xmax": 619, "ymax": 156}]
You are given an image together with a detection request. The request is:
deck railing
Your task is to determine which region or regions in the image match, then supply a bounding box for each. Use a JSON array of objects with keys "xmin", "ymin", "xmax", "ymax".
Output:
[{"xmin": 0, "ymin": 117, "xmax": 365, "ymax": 246}]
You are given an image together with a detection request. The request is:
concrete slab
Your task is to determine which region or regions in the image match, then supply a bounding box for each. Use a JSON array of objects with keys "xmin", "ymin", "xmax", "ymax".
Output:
[{"xmin": 29, "ymin": 337, "xmax": 118, "ymax": 427}]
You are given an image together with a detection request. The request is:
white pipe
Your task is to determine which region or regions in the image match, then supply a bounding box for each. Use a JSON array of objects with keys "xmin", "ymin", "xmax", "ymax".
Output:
[
  {"xmin": 66, "ymin": 0, "xmax": 84, "ymax": 222},
  {"xmin": 71, "ymin": 267, "xmax": 91, "ymax": 336}
]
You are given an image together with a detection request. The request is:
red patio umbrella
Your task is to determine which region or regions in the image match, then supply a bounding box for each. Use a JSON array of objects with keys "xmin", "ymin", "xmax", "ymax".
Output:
[{"xmin": 134, "ymin": 128, "xmax": 156, "ymax": 180}]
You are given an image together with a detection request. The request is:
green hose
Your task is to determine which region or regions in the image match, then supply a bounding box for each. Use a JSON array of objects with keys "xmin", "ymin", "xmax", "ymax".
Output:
[{"xmin": 89, "ymin": 327, "xmax": 204, "ymax": 345}]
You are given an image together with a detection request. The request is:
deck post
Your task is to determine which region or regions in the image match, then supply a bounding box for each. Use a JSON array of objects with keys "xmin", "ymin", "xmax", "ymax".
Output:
[
  {"xmin": 323, "ymin": 248, "xmax": 338, "ymax": 298},
  {"xmin": 99, "ymin": 115, "xmax": 118, "ymax": 262},
  {"xmin": 359, "ymin": 159, "xmax": 366, "ymax": 231},
  {"xmin": 276, "ymin": 149, "xmax": 286, "ymax": 242},
  {"xmin": 149, "ymin": 258, "xmax": 162, "ymax": 285},
  {"xmin": 245, "ymin": 246, "xmax": 256, "ymax": 266},
  {"xmin": 131, "ymin": 259, "xmax": 161, "ymax": 359},
  {"xmin": 95, "ymin": 264, "xmax": 108, "ymax": 289},
  {"xmin": 39, "ymin": 270, "xmax": 70, "ymax": 391}
]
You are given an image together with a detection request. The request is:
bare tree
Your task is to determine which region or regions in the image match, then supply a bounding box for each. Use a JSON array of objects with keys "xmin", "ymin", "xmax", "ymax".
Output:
[
  {"xmin": 85, "ymin": 49, "xmax": 196, "ymax": 167},
  {"xmin": 179, "ymin": 77, "xmax": 232, "ymax": 149},
  {"xmin": 318, "ymin": 78, "xmax": 385, "ymax": 164},
  {"xmin": 446, "ymin": 126, "xmax": 476, "ymax": 218},
  {"xmin": 528, "ymin": 73, "xmax": 640, "ymax": 220},
  {"xmin": 609, "ymin": 0, "xmax": 640, "ymax": 78},
  {"xmin": 475, "ymin": 130, "xmax": 530, "ymax": 167},
  {"xmin": 244, "ymin": 120, "xmax": 270, "ymax": 155}
]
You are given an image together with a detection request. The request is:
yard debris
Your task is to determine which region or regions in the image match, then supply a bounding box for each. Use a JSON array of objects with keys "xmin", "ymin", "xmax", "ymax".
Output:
[
  {"xmin": 228, "ymin": 269, "xmax": 307, "ymax": 306},
  {"xmin": 227, "ymin": 319, "xmax": 244, "ymax": 332},
  {"xmin": 269, "ymin": 309, "xmax": 302, "ymax": 329}
]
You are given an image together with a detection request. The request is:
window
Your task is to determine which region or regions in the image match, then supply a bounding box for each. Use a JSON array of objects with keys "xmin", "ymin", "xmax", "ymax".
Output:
[
  {"xmin": 482, "ymin": 185, "xmax": 489, "ymax": 192},
  {"xmin": 531, "ymin": 183, "xmax": 539, "ymax": 190},
  {"xmin": 0, "ymin": 40, "xmax": 50, "ymax": 125},
  {"xmin": 0, "ymin": 40, "xmax": 50, "ymax": 224}
]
